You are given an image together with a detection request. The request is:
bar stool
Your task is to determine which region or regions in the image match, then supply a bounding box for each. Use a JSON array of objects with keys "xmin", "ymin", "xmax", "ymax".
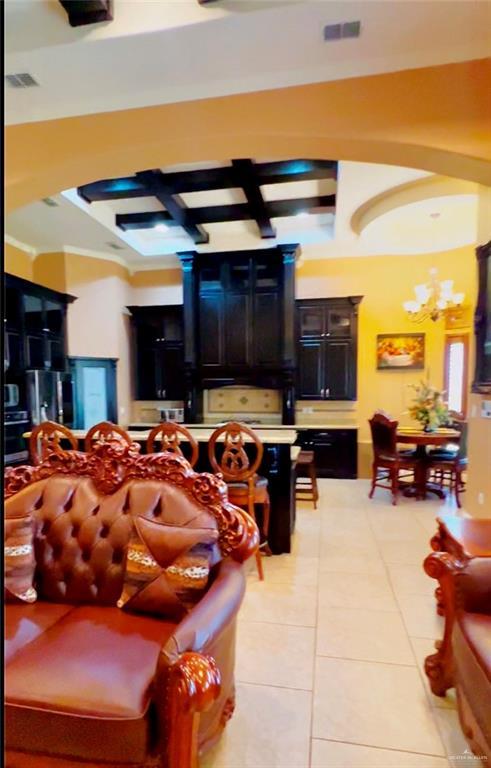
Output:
[
  {"xmin": 295, "ymin": 450, "xmax": 319, "ymax": 508},
  {"xmin": 84, "ymin": 422, "xmax": 132, "ymax": 452},
  {"xmin": 146, "ymin": 422, "xmax": 199, "ymax": 467},
  {"xmin": 208, "ymin": 422, "xmax": 270, "ymax": 581},
  {"xmin": 29, "ymin": 421, "xmax": 78, "ymax": 465}
]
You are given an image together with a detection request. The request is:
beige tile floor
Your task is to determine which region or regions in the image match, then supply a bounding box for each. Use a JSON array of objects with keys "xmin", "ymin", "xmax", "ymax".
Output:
[{"xmin": 202, "ymin": 479, "xmax": 470, "ymax": 768}]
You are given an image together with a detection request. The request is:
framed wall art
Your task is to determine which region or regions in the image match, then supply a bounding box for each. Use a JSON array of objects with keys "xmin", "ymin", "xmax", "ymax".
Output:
[{"xmin": 376, "ymin": 333, "xmax": 425, "ymax": 370}]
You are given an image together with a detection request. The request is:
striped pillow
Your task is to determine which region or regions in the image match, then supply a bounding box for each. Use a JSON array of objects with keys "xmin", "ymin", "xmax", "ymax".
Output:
[{"xmin": 5, "ymin": 516, "xmax": 37, "ymax": 604}]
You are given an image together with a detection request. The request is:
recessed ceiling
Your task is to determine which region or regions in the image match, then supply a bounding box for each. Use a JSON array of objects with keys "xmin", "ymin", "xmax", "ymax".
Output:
[{"xmin": 6, "ymin": 161, "xmax": 478, "ymax": 270}]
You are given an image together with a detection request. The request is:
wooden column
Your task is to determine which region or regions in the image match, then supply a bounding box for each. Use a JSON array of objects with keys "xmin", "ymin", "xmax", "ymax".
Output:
[
  {"xmin": 279, "ymin": 244, "xmax": 299, "ymax": 424},
  {"xmin": 178, "ymin": 252, "xmax": 201, "ymax": 422}
]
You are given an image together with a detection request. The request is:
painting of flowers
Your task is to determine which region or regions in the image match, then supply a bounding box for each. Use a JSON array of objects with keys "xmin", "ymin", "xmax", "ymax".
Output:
[{"xmin": 376, "ymin": 334, "xmax": 425, "ymax": 370}]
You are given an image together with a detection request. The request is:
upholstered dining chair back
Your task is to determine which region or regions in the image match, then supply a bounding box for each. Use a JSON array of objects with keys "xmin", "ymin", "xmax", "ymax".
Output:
[{"xmin": 368, "ymin": 411, "xmax": 398, "ymax": 459}]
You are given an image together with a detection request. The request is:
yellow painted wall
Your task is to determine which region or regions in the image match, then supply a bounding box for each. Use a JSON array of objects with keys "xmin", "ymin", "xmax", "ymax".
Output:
[
  {"xmin": 5, "ymin": 242, "xmax": 33, "ymax": 281},
  {"xmin": 296, "ymin": 247, "xmax": 477, "ymax": 476},
  {"xmin": 32, "ymin": 252, "xmax": 67, "ymax": 293}
]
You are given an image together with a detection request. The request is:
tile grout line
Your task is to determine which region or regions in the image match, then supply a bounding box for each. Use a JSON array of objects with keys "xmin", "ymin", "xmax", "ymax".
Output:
[
  {"xmin": 308, "ymin": 499, "xmax": 323, "ymax": 768},
  {"xmin": 365, "ymin": 498, "xmax": 449, "ymax": 759},
  {"xmin": 313, "ymin": 734, "xmax": 449, "ymax": 760}
]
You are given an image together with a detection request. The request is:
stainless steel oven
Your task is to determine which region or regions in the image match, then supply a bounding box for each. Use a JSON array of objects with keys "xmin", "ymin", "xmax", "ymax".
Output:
[{"xmin": 4, "ymin": 410, "xmax": 29, "ymax": 465}]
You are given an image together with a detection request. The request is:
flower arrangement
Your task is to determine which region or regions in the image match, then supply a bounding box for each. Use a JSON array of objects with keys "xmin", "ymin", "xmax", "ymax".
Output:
[{"xmin": 408, "ymin": 380, "xmax": 449, "ymax": 432}]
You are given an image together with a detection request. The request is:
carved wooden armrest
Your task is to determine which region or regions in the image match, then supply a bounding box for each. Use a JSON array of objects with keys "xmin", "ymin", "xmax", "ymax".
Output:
[
  {"xmin": 157, "ymin": 652, "xmax": 221, "ymax": 768},
  {"xmin": 423, "ymin": 551, "xmax": 465, "ymax": 696}
]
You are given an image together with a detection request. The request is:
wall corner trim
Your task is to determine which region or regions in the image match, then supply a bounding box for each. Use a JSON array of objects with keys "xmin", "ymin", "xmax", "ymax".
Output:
[
  {"xmin": 62, "ymin": 245, "xmax": 130, "ymax": 273},
  {"xmin": 4, "ymin": 234, "xmax": 38, "ymax": 259}
]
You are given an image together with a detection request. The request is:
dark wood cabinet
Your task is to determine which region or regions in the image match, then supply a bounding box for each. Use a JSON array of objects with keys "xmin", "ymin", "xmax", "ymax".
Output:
[
  {"xmin": 4, "ymin": 275, "xmax": 74, "ymax": 378},
  {"xmin": 296, "ymin": 297, "xmax": 361, "ymax": 400},
  {"xmin": 473, "ymin": 240, "xmax": 491, "ymax": 394},
  {"xmin": 196, "ymin": 253, "xmax": 286, "ymax": 372},
  {"xmin": 296, "ymin": 428, "xmax": 358, "ymax": 478},
  {"xmin": 128, "ymin": 306, "xmax": 185, "ymax": 400}
]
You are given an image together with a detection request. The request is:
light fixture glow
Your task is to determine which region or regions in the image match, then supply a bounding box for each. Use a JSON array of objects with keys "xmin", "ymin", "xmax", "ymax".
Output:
[
  {"xmin": 403, "ymin": 268, "xmax": 465, "ymax": 323},
  {"xmin": 154, "ymin": 223, "xmax": 168, "ymax": 232}
]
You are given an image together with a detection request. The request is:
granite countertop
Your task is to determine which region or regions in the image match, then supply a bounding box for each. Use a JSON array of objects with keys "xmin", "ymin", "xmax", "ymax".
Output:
[
  {"xmin": 25, "ymin": 427, "xmax": 298, "ymax": 446},
  {"xmin": 129, "ymin": 422, "xmax": 358, "ymax": 430}
]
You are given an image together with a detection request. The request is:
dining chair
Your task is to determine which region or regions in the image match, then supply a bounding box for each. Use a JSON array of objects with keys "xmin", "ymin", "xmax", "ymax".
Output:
[
  {"xmin": 427, "ymin": 422, "xmax": 468, "ymax": 508},
  {"xmin": 368, "ymin": 411, "xmax": 421, "ymax": 505},
  {"xmin": 84, "ymin": 421, "xmax": 132, "ymax": 452},
  {"xmin": 29, "ymin": 421, "xmax": 78, "ymax": 465},
  {"xmin": 146, "ymin": 422, "xmax": 199, "ymax": 467},
  {"xmin": 208, "ymin": 422, "xmax": 270, "ymax": 580}
]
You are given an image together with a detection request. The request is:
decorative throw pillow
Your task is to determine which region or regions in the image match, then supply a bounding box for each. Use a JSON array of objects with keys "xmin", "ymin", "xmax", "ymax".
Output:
[
  {"xmin": 118, "ymin": 516, "xmax": 218, "ymax": 619},
  {"xmin": 5, "ymin": 516, "xmax": 37, "ymax": 604}
]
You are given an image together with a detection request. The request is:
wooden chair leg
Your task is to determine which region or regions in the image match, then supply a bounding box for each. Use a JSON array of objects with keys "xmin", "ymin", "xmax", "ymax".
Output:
[
  {"xmin": 455, "ymin": 469, "xmax": 462, "ymax": 509},
  {"xmin": 248, "ymin": 493, "xmax": 264, "ymax": 581},
  {"xmin": 309, "ymin": 464, "xmax": 319, "ymax": 508},
  {"xmin": 369, "ymin": 463, "xmax": 377, "ymax": 499},
  {"xmin": 391, "ymin": 469, "xmax": 398, "ymax": 506}
]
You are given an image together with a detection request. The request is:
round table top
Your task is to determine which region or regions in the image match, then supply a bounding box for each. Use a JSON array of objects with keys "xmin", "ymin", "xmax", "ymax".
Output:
[{"xmin": 397, "ymin": 427, "xmax": 461, "ymax": 445}]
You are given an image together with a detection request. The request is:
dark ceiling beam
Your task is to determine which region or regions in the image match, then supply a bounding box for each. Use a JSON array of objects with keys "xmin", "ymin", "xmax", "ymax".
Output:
[
  {"xmin": 232, "ymin": 159, "xmax": 275, "ymax": 238},
  {"xmin": 58, "ymin": 1, "xmax": 113, "ymax": 27},
  {"xmin": 77, "ymin": 177, "xmax": 150, "ymax": 203},
  {"xmin": 77, "ymin": 160, "xmax": 338, "ymax": 201},
  {"xmin": 116, "ymin": 194, "xmax": 336, "ymax": 231},
  {"xmin": 136, "ymin": 170, "xmax": 209, "ymax": 245}
]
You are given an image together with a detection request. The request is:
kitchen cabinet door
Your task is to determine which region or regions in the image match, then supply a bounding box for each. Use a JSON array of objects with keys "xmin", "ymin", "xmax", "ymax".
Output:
[
  {"xmin": 199, "ymin": 294, "xmax": 224, "ymax": 366},
  {"xmin": 298, "ymin": 304, "xmax": 325, "ymax": 339},
  {"xmin": 224, "ymin": 293, "xmax": 251, "ymax": 366},
  {"xmin": 324, "ymin": 340, "xmax": 354, "ymax": 400},
  {"xmin": 297, "ymin": 340, "xmax": 324, "ymax": 399},
  {"xmin": 254, "ymin": 291, "xmax": 282, "ymax": 366},
  {"xmin": 159, "ymin": 343, "xmax": 184, "ymax": 400}
]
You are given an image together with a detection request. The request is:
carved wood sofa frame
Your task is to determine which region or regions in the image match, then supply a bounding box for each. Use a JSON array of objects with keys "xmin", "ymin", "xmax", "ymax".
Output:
[{"xmin": 4, "ymin": 424, "xmax": 259, "ymax": 768}]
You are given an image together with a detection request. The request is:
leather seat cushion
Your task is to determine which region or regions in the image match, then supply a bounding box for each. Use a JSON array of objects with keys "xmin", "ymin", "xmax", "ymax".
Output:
[
  {"xmin": 227, "ymin": 475, "xmax": 268, "ymax": 490},
  {"xmin": 5, "ymin": 605, "xmax": 177, "ymax": 763},
  {"xmin": 5, "ymin": 603, "xmax": 74, "ymax": 665},
  {"xmin": 453, "ymin": 614, "xmax": 491, "ymax": 745}
]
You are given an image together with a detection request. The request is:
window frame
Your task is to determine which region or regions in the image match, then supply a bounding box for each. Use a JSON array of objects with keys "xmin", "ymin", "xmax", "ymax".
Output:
[{"xmin": 443, "ymin": 332, "xmax": 469, "ymax": 419}]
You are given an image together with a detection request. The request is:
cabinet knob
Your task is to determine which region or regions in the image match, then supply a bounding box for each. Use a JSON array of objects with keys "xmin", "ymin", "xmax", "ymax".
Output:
[
  {"xmin": 320, "ymin": 388, "xmax": 325, "ymax": 398},
  {"xmin": 326, "ymin": 388, "xmax": 330, "ymax": 397}
]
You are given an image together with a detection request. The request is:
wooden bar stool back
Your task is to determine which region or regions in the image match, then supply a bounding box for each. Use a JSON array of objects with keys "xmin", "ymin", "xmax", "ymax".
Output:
[
  {"xmin": 295, "ymin": 450, "xmax": 319, "ymax": 508},
  {"xmin": 146, "ymin": 422, "xmax": 199, "ymax": 468},
  {"xmin": 29, "ymin": 421, "xmax": 78, "ymax": 465},
  {"xmin": 208, "ymin": 422, "xmax": 270, "ymax": 581},
  {"xmin": 84, "ymin": 422, "xmax": 133, "ymax": 452}
]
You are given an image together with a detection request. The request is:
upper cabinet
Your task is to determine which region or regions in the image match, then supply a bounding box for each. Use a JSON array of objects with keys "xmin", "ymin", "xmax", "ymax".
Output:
[
  {"xmin": 182, "ymin": 246, "xmax": 297, "ymax": 374},
  {"xmin": 4, "ymin": 275, "xmax": 75, "ymax": 375},
  {"xmin": 128, "ymin": 306, "xmax": 184, "ymax": 401},
  {"xmin": 296, "ymin": 297, "xmax": 362, "ymax": 400}
]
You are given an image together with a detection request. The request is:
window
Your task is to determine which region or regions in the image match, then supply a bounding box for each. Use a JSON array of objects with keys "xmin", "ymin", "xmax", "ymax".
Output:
[{"xmin": 444, "ymin": 334, "xmax": 469, "ymax": 417}]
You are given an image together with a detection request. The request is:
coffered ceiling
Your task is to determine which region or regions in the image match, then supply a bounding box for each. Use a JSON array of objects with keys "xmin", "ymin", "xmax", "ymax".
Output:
[{"xmin": 5, "ymin": 161, "xmax": 479, "ymax": 270}]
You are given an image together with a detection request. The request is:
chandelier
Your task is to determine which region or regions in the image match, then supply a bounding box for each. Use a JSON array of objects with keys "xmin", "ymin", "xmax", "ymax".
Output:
[{"xmin": 403, "ymin": 268, "xmax": 465, "ymax": 323}]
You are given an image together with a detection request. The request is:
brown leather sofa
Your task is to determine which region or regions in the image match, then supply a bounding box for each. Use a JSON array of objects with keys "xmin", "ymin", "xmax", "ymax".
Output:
[
  {"xmin": 424, "ymin": 552, "xmax": 491, "ymax": 762},
  {"xmin": 4, "ymin": 437, "xmax": 259, "ymax": 768}
]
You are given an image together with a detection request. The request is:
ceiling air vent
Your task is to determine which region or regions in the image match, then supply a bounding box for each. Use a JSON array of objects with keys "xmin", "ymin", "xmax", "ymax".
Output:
[
  {"xmin": 42, "ymin": 197, "xmax": 59, "ymax": 208},
  {"xmin": 323, "ymin": 20, "xmax": 361, "ymax": 41},
  {"xmin": 5, "ymin": 73, "xmax": 39, "ymax": 88},
  {"xmin": 106, "ymin": 242, "xmax": 124, "ymax": 251}
]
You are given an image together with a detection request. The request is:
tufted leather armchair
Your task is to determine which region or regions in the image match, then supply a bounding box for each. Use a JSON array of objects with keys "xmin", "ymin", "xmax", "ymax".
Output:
[{"xmin": 4, "ymin": 434, "xmax": 259, "ymax": 768}]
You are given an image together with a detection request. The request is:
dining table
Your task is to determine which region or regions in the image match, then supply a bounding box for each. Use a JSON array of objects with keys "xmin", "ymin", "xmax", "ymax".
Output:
[{"xmin": 396, "ymin": 426, "xmax": 461, "ymax": 500}]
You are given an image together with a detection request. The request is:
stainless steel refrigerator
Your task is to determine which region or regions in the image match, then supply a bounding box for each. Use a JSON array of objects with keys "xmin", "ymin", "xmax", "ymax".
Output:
[{"xmin": 26, "ymin": 370, "xmax": 74, "ymax": 427}]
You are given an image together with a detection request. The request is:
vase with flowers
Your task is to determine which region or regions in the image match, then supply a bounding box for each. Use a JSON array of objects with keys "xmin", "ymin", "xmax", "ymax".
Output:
[{"xmin": 408, "ymin": 380, "xmax": 449, "ymax": 432}]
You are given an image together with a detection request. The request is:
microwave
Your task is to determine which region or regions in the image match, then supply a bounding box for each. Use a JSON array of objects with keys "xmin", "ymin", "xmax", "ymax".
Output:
[{"xmin": 4, "ymin": 383, "xmax": 20, "ymax": 408}]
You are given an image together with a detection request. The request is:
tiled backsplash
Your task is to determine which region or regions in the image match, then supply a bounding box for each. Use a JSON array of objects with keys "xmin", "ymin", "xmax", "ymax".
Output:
[
  {"xmin": 132, "ymin": 400, "xmax": 184, "ymax": 423},
  {"xmin": 295, "ymin": 400, "xmax": 358, "ymax": 426},
  {"xmin": 204, "ymin": 386, "xmax": 282, "ymax": 424}
]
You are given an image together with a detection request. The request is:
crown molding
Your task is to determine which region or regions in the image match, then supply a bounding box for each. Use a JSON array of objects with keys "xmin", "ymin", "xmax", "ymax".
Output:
[
  {"xmin": 4, "ymin": 234, "xmax": 38, "ymax": 259},
  {"xmin": 62, "ymin": 245, "xmax": 131, "ymax": 273}
]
